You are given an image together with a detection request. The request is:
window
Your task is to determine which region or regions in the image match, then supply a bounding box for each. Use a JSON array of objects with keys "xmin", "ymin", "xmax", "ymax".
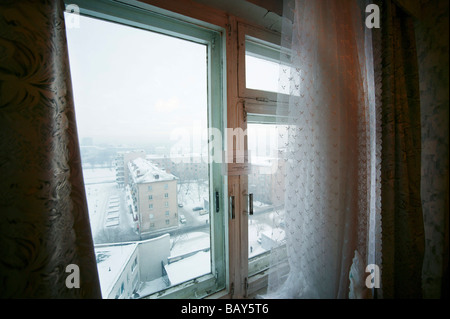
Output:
[
  {"xmin": 238, "ymin": 23, "xmax": 291, "ymax": 104},
  {"xmin": 65, "ymin": 0, "xmax": 225, "ymax": 299},
  {"xmin": 237, "ymin": 22, "xmax": 290, "ymax": 294}
]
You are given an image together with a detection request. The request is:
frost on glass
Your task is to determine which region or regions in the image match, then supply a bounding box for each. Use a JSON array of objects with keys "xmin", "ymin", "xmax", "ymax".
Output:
[{"xmin": 65, "ymin": 13, "xmax": 211, "ymax": 299}]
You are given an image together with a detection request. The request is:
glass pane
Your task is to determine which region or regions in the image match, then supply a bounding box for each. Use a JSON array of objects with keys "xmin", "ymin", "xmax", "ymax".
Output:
[
  {"xmin": 65, "ymin": 14, "xmax": 211, "ymax": 298},
  {"xmin": 246, "ymin": 55, "xmax": 284, "ymax": 94},
  {"xmin": 245, "ymin": 39, "xmax": 296, "ymax": 96},
  {"xmin": 247, "ymin": 124, "xmax": 286, "ymax": 261}
]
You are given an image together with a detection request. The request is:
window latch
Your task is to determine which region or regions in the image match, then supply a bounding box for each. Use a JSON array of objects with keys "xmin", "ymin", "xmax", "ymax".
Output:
[
  {"xmin": 229, "ymin": 196, "xmax": 235, "ymax": 220},
  {"xmin": 215, "ymin": 191, "xmax": 220, "ymax": 213}
]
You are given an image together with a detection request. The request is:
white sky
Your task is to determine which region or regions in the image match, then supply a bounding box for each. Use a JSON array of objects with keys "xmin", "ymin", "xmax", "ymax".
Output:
[{"xmin": 65, "ymin": 14, "xmax": 208, "ymax": 145}]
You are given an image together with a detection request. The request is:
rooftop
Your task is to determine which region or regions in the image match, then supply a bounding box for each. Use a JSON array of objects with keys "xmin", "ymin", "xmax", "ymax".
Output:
[
  {"xmin": 95, "ymin": 243, "xmax": 138, "ymax": 298},
  {"xmin": 164, "ymin": 250, "xmax": 211, "ymax": 286},
  {"xmin": 128, "ymin": 157, "xmax": 178, "ymax": 184}
]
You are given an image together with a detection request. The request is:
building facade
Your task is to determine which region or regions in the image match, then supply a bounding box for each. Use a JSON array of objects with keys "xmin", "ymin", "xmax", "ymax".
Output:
[
  {"xmin": 128, "ymin": 157, "xmax": 178, "ymax": 235},
  {"xmin": 115, "ymin": 150, "xmax": 146, "ymax": 187}
]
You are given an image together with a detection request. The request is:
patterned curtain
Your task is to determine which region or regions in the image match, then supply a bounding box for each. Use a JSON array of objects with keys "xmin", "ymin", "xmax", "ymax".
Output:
[
  {"xmin": 0, "ymin": 0, "xmax": 101, "ymax": 298},
  {"xmin": 379, "ymin": 0, "xmax": 425, "ymax": 298}
]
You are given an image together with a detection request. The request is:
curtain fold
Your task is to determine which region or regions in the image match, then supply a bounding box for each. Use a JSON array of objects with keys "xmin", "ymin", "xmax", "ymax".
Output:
[
  {"xmin": 0, "ymin": 0, "xmax": 101, "ymax": 298},
  {"xmin": 379, "ymin": 0, "xmax": 425, "ymax": 298}
]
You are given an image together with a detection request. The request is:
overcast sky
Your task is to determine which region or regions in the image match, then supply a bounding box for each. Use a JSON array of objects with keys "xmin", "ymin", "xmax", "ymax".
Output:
[{"xmin": 65, "ymin": 14, "xmax": 208, "ymax": 146}]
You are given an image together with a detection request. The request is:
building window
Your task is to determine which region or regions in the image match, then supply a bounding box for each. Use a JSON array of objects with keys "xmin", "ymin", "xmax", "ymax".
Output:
[
  {"xmin": 65, "ymin": 0, "xmax": 225, "ymax": 300},
  {"xmin": 165, "ymin": 211, "xmax": 169, "ymax": 216}
]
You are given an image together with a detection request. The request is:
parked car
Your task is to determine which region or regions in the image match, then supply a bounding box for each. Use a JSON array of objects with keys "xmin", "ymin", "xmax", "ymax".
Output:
[
  {"xmin": 179, "ymin": 214, "xmax": 186, "ymax": 224},
  {"xmin": 192, "ymin": 206, "xmax": 203, "ymax": 211}
]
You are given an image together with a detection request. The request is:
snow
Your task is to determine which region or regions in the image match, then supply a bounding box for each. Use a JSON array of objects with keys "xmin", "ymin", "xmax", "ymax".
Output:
[
  {"xmin": 83, "ymin": 166, "xmax": 285, "ymax": 297},
  {"xmin": 128, "ymin": 157, "xmax": 177, "ymax": 183},
  {"xmin": 170, "ymin": 232, "xmax": 210, "ymax": 258},
  {"xmin": 136, "ymin": 277, "xmax": 168, "ymax": 297},
  {"xmin": 164, "ymin": 251, "xmax": 211, "ymax": 286},
  {"xmin": 82, "ymin": 167, "xmax": 116, "ymax": 184},
  {"xmin": 95, "ymin": 243, "xmax": 137, "ymax": 297}
]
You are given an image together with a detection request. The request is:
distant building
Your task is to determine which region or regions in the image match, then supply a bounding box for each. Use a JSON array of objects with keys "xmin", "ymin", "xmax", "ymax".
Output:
[
  {"xmin": 128, "ymin": 157, "xmax": 178, "ymax": 235},
  {"xmin": 146, "ymin": 153, "xmax": 208, "ymax": 182},
  {"xmin": 114, "ymin": 150, "xmax": 146, "ymax": 187}
]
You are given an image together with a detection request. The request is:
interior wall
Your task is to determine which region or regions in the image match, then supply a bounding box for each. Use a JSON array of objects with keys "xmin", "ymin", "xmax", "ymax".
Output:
[{"xmin": 414, "ymin": 0, "xmax": 449, "ymax": 298}]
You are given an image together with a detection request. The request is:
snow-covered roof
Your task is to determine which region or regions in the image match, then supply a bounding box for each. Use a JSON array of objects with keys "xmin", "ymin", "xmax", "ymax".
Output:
[
  {"xmin": 128, "ymin": 157, "xmax": 177, "ymax": 184},
  {"xmin": 164, "ymin": 251, "xmax": 211, "ymax": 286},
  {"xmin": 95, "ymin": 243, "xmax": 138, "ymax": 298},
  {"xmin": 170, "ymin": 232, "xmax": 210, "ymax": 259}
]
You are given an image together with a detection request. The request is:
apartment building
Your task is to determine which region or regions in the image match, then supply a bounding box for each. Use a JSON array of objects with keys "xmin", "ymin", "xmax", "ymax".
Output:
[
  {"xmin": 115, "ymin": 150, "xmax": 146, "ymax": 187},
  {"xmin": 128, "ymin": 157, "xmax": 178, "ymax": 235}
]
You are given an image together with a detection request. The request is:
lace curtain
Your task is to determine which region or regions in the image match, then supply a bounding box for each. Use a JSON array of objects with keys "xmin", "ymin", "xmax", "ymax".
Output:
[
  {"xmin": 0, "ymin": 0, "xmax": 101, "ymax": 298},
  {"xmin": 264, "ymin": 0, "xmax": 381, "ymax": 298}
]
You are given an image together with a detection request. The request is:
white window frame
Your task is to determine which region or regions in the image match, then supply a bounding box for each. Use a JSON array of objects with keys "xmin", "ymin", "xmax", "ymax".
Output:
[{"xmin": 65, "ymin": 0, "xmax": 227, "ymax": 299}]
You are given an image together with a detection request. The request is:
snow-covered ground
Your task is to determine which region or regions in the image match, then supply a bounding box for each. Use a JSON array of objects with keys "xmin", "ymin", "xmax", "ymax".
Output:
[{"xmin": 83, "ymin": 168, "xmax": 284, "ymax": 297}]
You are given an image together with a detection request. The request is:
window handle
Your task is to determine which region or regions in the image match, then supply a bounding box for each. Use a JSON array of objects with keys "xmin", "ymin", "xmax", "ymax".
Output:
[
  {"xmin": 229, "ymin": 196, "xmax": 235, "ymax": 220},
  {"xmin": 248, "ymin": 193, "xmax": 253, "ymax": 216},
  {"xmin": 215, "ymin": 191, "xmax": 220, "ymax": 213}
]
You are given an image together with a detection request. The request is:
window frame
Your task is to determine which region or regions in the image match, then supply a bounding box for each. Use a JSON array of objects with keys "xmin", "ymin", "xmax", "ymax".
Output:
[
  {"xmin": 65, "ymin": 0, "xmax": 227, "ymax": 299},
  {"xmin": 237, "ymin": 22, "xmax": 291, "ymax": 296}
]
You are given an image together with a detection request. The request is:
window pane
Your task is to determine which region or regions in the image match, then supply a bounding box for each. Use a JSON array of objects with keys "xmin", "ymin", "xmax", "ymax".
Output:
[
  {"xmin": 247, "ymin": 124, "xmax": 286, "ymax": 264},
  {"xmin": 246, "ymin": 55, "xmax": 281, "ymax": 93},
  {"xmin": 65, "ymin": 14, "xmax": 211, "ymax": 299},
  {"xmin": 245, "ymin": 39, "xmax": 295, "ymax": 96}
]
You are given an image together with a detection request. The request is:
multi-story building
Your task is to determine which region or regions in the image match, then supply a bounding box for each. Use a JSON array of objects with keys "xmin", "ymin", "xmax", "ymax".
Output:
[
  {"xmin": 128, "ymin": 157, "xmax": 178, "ymax": 235},
  {"xmin": 146, "ymin": 153, "xmax": 208, "ymax": 182},
  {"xmin": 115, "ymin": 150, "xmax": 146, "ymax": 187}
]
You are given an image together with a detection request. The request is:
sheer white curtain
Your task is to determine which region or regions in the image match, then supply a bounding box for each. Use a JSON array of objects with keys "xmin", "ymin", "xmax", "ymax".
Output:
[{"xmin": 264, "ymin": 0, "xmax": 381, "ymax": 299}]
